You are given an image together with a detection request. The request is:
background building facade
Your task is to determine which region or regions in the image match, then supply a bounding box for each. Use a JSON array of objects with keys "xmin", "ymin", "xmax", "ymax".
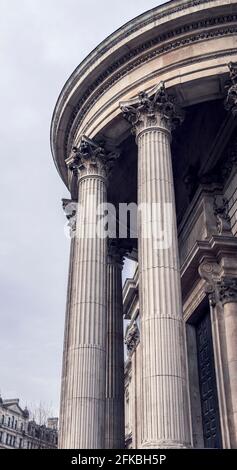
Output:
[
  {"xmin": 51, "ymin": 0, "xmax": 237, "ymax": 448},
  {"xmin": 0, "ymin": 398, "xmax": 58, "ymax": 449}
]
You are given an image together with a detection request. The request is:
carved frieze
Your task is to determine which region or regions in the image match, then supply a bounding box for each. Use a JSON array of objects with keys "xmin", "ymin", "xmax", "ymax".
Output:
[{"xmin": 62, "ymin": 16, "xmax": 237, "ymax": 156}]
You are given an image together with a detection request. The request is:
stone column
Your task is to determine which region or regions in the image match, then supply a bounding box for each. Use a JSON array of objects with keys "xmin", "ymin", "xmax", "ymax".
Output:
[
  {"xmin": 60, "ymin": 136, "xmax": 113, "ymax": 449},
  {"xmin": 125, "ymin": 321, "xmax": 140, "ymax": 448},
  {"xmin": 121, "ymin": 83, "xmax": 191, "ymax": 448},
  {"xmin": 59, "ymin": 199, "xmax": 77, "ymax": 448},
  {"xmin": 105, "ymin": 242, "xmax": 125, "ymax": 449},
  {"xmin": 218, "ymin": 277, "xmax": 237, "ymax": 448}
]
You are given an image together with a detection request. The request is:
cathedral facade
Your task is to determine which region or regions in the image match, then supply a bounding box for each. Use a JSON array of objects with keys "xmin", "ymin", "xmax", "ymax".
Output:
[{"xmin": 51, "ymin": 0, "xmax": 237, "ymax": 449}]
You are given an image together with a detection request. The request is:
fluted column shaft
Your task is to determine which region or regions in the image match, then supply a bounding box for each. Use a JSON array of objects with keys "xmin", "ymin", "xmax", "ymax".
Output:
[
  {"xmin": 138, "ymin": 123, "xmax": 190, "ymax": 447},
  {"xmin": 105, "ymin": 246, "xmax": 125, "ymax": 448},
  {"xmin": 224, "ymin": 303, "xmax": 237, "ymax": 447},
  {"xmin": 60, "ymin": 138, "xmax": 109, "ymax": 449},
  {"xmin": 121, "ymin": 84, "xmax": 191, "ymax": 448},
  {"xmin": 59, "ymin": 220, "xmax": 76, "ymax": 448},
  {"xmin": 219, "ymin": 278, "xmax": 237, "ymax": 448}
]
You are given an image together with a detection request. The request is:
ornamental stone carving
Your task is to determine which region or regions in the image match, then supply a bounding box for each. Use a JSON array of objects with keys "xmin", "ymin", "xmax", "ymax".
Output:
[
  {"xmin": 199, "ymin": 260, "xmax": 237, "ymax": 306},
  {"xmin": 62, "ymin": 198, "xmax": 77, "ymax": 232},
  {"xmin": 217, "ymin": 277, "xmax": 237, "ymax": 305},
  {"xmin": 107, "ymin": 240, "xmax": 129, "ymax": 266},
  {"xmin": 225, "ymin": 62, "xmax": 237, "ymax": 117},
  {"xmin": 213, "ymin": 196, "xmax": 231, "ymax": 235},
  {"xmin": 221, "ymin": 138, "xmax": 237, "ymax": 182},
  {"xmin": 198, "ymin": 260, "xmax": 222, "ymax": 307},
  {"xmin": 120, "ymin": 82, "xmax": 184, "ymax": 136},
  {"xmin": 66, "ymin": 136, "xmax": 119, "ymax": 180},
  {"xmin": 125, "ymin": 322, "xmax": 140, "ymax": 356}
]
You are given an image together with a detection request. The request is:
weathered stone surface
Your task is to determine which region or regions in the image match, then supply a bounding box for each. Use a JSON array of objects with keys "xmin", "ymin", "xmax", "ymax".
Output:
[
  {"xmin": 121, "ymin": 84, "xmax": 191, "ymax": 449},
  {"xmin": 105, "ymin": 242, "xmax": 125, "ymax": 449},
  {"xmin": 60, "ymin": 137, "xmax": 108, "ymax": 449}
]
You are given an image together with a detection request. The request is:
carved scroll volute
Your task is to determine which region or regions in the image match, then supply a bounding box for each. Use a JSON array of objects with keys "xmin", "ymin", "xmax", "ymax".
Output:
[{"xmin": 198, "ymin": 259, "xmax": 222, "ymax": 307}]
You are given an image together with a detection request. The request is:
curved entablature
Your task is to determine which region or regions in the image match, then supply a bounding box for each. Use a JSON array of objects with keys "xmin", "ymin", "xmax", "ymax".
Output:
[{"xmin": 51, "ymin": 0, "xmax": 237, "ymax": 188}]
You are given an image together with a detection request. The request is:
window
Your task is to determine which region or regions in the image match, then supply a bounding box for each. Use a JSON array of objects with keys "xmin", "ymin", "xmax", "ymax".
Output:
[
  {"xmin": 12, "ymin": 416, "xmax": 14, "ymax": 428},
  {"xmin": 8, "ymin": 417, "xmax": 11, "ymax": 427},
  {"xmin": 1, "ymin": 415, "xmax": 4, "ymax": 425},
  {"xmin": 15, "ymin": 420, "xmax": 17, "ymax": 430},
  {"xmin": 0, "ymin": 431, "xmax": 2, "ymax": 442}
]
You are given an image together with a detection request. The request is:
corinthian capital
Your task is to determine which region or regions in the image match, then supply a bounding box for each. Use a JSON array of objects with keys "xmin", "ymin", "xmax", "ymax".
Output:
[
  {"xmin": 225, "ymin": 62, "xmax": 237, "ymax": 117},
  {"xmin": 66, "ymin": 136, "xmax": 119, "ymax": 180},
  {"xmin": 217, "ymin": 277, "xmax": 237, "ymax": 305},
  {"xmin": 120, "ymin": 82, "xmax": 184, "ymax": 136},
  {"xmin": 107, "ymin": 239, "xmax": 133, "ymax": 266}
]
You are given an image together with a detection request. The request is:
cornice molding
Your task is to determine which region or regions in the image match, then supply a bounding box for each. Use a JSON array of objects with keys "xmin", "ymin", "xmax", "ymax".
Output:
[
  {"xmin": 52, "ymin": 0, "xmax": 219, "ymax": 128},
  {"xmin": 64, "ymin": 16, "xmax": 237, "ymax": 156},
  {"xmin": 51, "ymin": 0, "xmax": 220, "ymax": 119}
]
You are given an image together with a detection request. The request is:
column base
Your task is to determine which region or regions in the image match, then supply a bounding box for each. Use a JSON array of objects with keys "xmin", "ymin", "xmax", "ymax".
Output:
[
  {"xmin": 141, "ymin": 440, "xmax": 190, "ymax": 449},
  {"xmin": 105, "ymin": 439, "xmax": 125, "ymax": 450}
]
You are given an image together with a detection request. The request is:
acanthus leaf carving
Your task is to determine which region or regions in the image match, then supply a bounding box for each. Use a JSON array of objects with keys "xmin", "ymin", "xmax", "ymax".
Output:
[
  {"xmin": 225, "ymin": 61, "xmax": 237, "ymax": 117},
  {"xmin": 217, "ymin": 277, "xmax": 237, "ymax": 305},
  {"xmin": 199, "ymin": 259, "xmax": 237, "ymax": 307},
  {"xmin": 120, "ymin": 82, "xmax": 184, "ymax": 136},
  {"xmin": 66, "ymin": 136, "xmax": 119, "ymax": 180}
]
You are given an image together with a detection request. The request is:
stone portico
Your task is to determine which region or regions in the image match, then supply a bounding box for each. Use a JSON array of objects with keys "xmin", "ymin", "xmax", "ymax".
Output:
[{"xmin": 51, "ymin": 0, "xmax": 237, "ymax": 449}]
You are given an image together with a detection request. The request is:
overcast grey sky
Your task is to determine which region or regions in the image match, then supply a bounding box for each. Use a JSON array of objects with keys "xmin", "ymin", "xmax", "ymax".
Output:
[{"xmin": 0, "ymin": 0, "xmax": 164, "ymax": 415}]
